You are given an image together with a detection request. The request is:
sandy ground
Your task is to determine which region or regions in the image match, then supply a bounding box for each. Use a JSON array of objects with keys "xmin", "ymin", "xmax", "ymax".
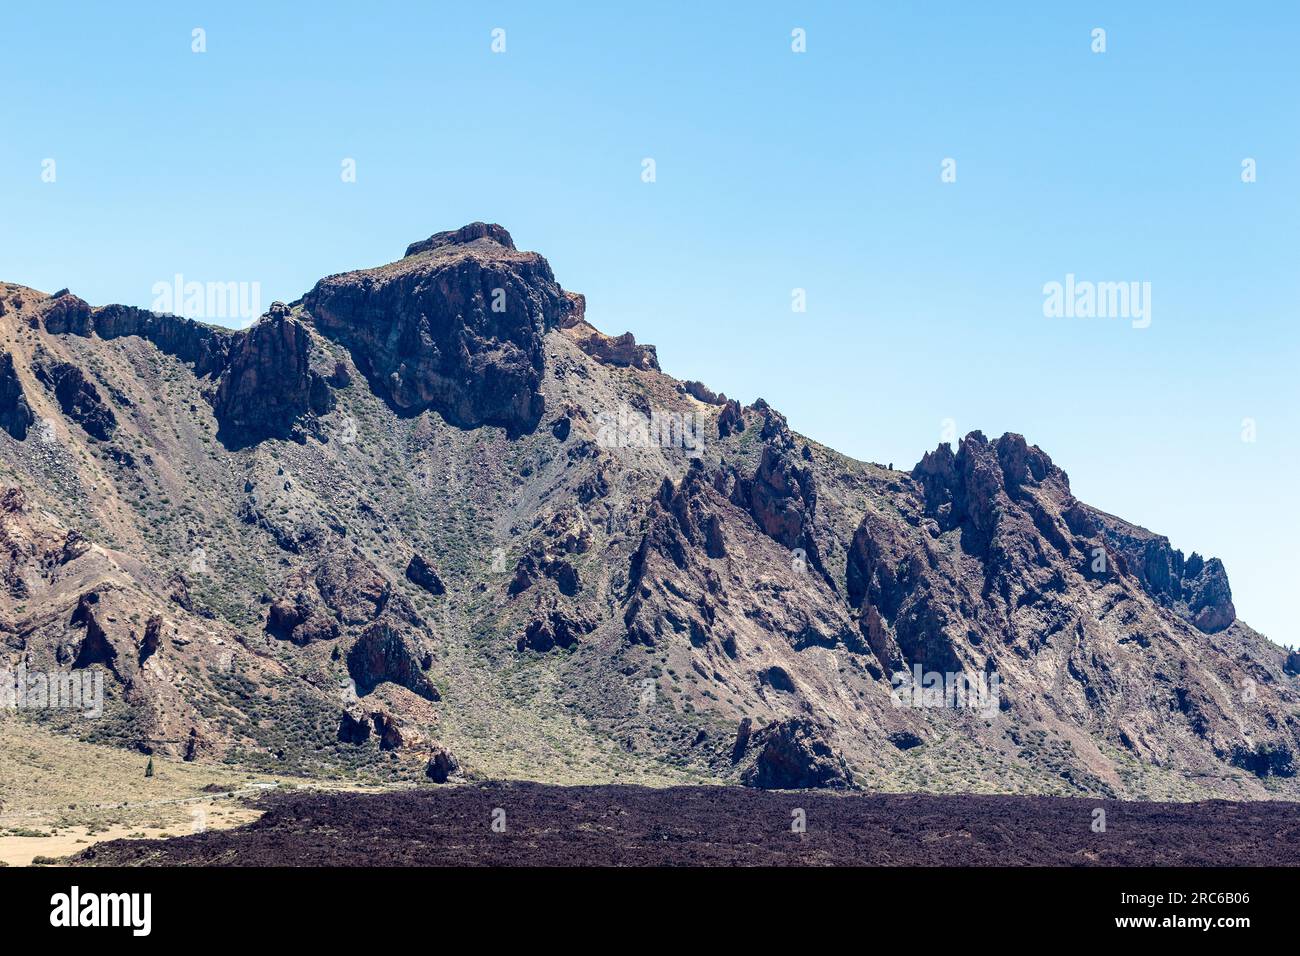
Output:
[
  {"xmin": 0, "ymin": 719, "xmax": 403, "ymax": 866},
  {"xmin": 0, "ymin": 801, "xmax": 261, "ymax": 866}
]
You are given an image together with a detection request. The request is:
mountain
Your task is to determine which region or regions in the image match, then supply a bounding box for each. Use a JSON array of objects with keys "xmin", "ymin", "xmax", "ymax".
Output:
[{"xmin": 1, "ymin": 223, "xmax": 1296, "ymax": 798}]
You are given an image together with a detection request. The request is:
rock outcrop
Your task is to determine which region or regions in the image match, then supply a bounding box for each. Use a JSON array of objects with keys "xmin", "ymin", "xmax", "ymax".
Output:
[
  {"xmin": 1286, "ymin": 650, "xmax": 1300, "ymax": 677},
  {"xmin": 733, "ymin": 718, "xmax": 856, "ymax": 790},
  {"xmin": 623, "ymin": 457, "xmax": 859, "ymax": 668},
  {"xmin": 213, "ymin": 306, "xmax": 333, "ymax": 446},
  {"xmin": 338, "ymin": 703, "xmax": 422, "ymax": 751},
  {"xmin": 302, "ymin": 222, "xmax": 578, "ymax": 435},
  {"xmin": 138, "ymin": 614, "xmax": 163, "ymax": 664},
  {"xmin": 737, "ymin": 443, "xmax": 832, "ymax": 589},
  {"xmin": 70, "ymin": 591, "xmax": 118, "ymax": 671},
  {"xmin": 0, "ymin": 352, "xmax": 35, "ymax": 440},
  {"xmin": 425, "ymin": 747, "xmax": 460, "ymax": 783},
  {"xmin": 575, "ymin": 330, "xmax": 660, "ymax": 371},
  {"xmin": 32, "ymin": 357, "xmax": 116, "ymax": 440},
  {"xmin": 717, "ymin": 398, "xmax": 745, "ymax": 438},
  {"xmin": 624, "ymin": 462, "xmax": 729, "ymax": 649},
  {"xmin": 508, "ymin": 508, "xmax": 593, "ymax": 597},
  {"xmin": 517, "ymin": 604, "xmax": 594, "ymax": 652},
  {"xmin": 402, "ymin": 221, "xmax": 516, "ymax": 258},
  {"xmin": 40, "ymin": 294, "xmax": 234, "ymax": 376},
  {"xmin": 272, "ymin": 548, "xmax": 441, "ymax": 704},
  {"xmin": 36, "ymin": 290, "xmax": 94, "ymax": 335},
  {"xmin": 266, "ymin": 592, "xmax": 340, "ymax": 646},
  {"xmin": 36, "ymin": 291, "xmax": 332, "ymax": 448},
  {"xmin": 405, "ymin": 553, "xmax": 446, "ymax": 595},
  {"xmin": 682, "ymin": 380, "xmax": 726, "ymax": 406},
  {"xmin": 1084, "ymin": 508, "xmax": 1237, "ymax": 633},
  {"xmin": 346, "ymin": 622, "xmax": 437, "ymax": 701}
]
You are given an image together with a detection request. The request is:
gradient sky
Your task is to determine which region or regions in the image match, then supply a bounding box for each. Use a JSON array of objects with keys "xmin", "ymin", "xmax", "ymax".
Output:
[{"xmin": 1, "ymin": 2, "xmax": 1296, "ymax": 644}]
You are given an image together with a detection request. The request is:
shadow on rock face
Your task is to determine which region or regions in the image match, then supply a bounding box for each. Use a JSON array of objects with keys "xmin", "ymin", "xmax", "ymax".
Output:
[{"xmin": 300, "ymin": 223, "xmax": 581, "ymax": 438}]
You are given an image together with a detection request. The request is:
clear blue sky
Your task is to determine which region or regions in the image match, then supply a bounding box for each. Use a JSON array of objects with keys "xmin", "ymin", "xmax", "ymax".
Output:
[{"xmin": 2, "ymin": 2, "xmax": 1296, "ymax": 645}]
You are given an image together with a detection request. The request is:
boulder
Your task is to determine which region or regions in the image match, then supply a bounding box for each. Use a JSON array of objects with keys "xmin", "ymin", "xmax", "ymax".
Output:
[
  {"xmin": 405, "ymin": 553, "xmax": 446, "ymax": 596},
  {"xmin": 425, "ymin": 747, "xmax": 460, "ymax": 783}
]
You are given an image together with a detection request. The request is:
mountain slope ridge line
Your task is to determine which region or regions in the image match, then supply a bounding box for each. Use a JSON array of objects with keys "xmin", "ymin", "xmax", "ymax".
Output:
[{"xmin": 0, "ymin": 222, "xmax": 1293, "ymax": 800}]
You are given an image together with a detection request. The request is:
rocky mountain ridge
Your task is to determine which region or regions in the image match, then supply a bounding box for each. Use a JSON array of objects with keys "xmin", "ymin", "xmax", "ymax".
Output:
[{"xmin": 0, "ymin": 223, "xmax": 1293, "ymax": 798}]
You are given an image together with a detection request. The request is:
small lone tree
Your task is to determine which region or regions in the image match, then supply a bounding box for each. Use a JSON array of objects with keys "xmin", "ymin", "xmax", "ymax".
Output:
[{"xmin": 145, "ymin": 757, "xmax": 154, "ymax": 778}]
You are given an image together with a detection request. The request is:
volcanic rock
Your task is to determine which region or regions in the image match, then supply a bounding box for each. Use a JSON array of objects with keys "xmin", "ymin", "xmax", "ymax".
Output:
[
  {"xmin": 517, "ymin": 605, "xmax": 595, "ymax": 653},
  {"xmin": 1286, "ymin": 651, "xmax": 1300, "ymax": 677},
  {"xmin": 425, "ymin": 747, "xmax": 460, "ymax": 783},
  {"xmin": 682, "ymin": 380, "xmax": 726, "ymax": 405},
  {"xmin": 717, "ymin": 399, "xmax": 745, "ymax": 438},
  {"xmin": 1086, "ymin": 508, "xmax": 1237, "ymax": 633},
  {"xmin": 213, "ymin": 310, "xmax": 332, "ymax": 446},
  {"xmin": 346, "ymin": 622, "xmax": 437, "ymax": 701},
  {"xmin": 405, "ymin": 553, "xmax": 446, "ymax": 596},
  {"xmin": 32, "ymin": 357, "xmax": 116, "ymax": 440},
  {"xmin": 138, "ymin": 614, "xmax": 163, "ymax": 664},
  {"xmin": 303, "ymin": 222, "xmax": 576, "ymax": 435},
  {"xmin": 575, "ymin": 330, "xmax": 660, "ymax": 371},
  {"xmin": 735, "ymin": 718, "xmax": 856, "ymax": 790},
  {"xmin": 0, "ymin": 353, "xmax": 35, "ymax": 440},
  {"xmin": 71, "ymin": 591, "xmax": 118, "ymax": 671}
]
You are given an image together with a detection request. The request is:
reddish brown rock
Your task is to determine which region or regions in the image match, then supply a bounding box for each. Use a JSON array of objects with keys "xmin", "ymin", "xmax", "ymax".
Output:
[{"xmin": 576, "ymin": 330, "xmax": 660, "ymax": 371}]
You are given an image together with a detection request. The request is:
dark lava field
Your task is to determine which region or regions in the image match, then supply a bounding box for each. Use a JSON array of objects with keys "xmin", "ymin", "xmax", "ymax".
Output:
[{"xmin": 70, "ymin": 782, "xmax": 1300, "ymax": 866}]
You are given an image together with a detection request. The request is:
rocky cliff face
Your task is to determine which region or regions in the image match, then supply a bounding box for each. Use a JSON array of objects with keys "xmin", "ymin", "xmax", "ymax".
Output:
[
  {"xmin": 213, "ymin": 305, "xmax": 333, "ymax": 446},
  {"xmin": 0, "ymin": 352, "xmax": 35, "ymax": 440},
  {"xmin": 33, "ymin": 288, "xmax": 332, "ymax": 447},
  {"xmin": 40, "ymin": 292, "xmax": 234, "ymax": 376},
  {"xmin": 1084, "ymin": 508, "xmax": 1237, "ymax": 632},
  {"xmin": 301, "ymin": 222, "xmax": 579, "ymax": 435},
  {"xmin": 32, "ymin": 354, "xmax": 118, "ymax": 440},
  {"xmin": 0, "ymin": 228, "xmax": 1293, "ymax": 797}
]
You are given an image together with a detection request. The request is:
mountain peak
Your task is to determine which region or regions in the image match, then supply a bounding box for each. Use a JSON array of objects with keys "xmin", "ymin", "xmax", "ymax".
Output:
[
  {"xmin": 403, "ymin": 222, "xmax": 515, "ymax": 258},
  {"xmin": 304, "ymin": 221, "xmax": 572, "ymax": 434},
  {"xmin": 3, "ymin": 224, "xmax": 1289, "ymax": 802}
]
